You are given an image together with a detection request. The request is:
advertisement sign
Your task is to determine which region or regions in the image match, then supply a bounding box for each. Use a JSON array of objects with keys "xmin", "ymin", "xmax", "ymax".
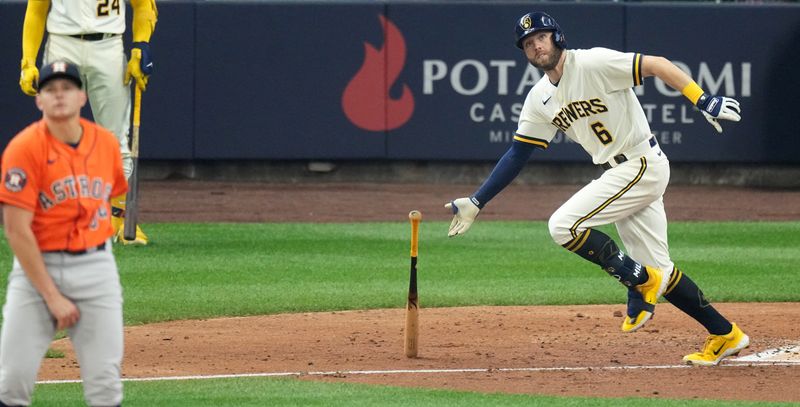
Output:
[{"xmin": 1, "ymin": 2, "xmax": 797, "ymax": 163}]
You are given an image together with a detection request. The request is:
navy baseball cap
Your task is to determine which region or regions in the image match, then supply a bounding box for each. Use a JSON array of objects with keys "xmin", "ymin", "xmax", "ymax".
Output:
[{"xmin": 38, "ymin": 61, "xmax": 82, "ymax": 89}]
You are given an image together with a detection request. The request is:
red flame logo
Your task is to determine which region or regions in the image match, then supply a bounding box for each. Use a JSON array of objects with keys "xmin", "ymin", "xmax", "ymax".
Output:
[{"xmin": 342, "ymin": 15, "xmax": 414, "ymax": 132}]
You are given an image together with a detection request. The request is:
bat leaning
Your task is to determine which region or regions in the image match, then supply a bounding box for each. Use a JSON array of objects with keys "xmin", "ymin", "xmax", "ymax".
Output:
[{"xmin": 404, "ymin": 210, "xmax": 422, "ymax": 358}]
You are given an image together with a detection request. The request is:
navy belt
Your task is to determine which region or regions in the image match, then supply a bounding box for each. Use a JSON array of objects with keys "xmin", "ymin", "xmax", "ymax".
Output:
[
  {"xmin": 45, "ymin": 242, "xmax": 106, "ymax": 256},
  {"xmin": 601, "ymin": 136, "xmax": 657, "ymax": 170},
  {"xmin": 69, "ymin": 33, "xmax": 118, "ymax": 41}
]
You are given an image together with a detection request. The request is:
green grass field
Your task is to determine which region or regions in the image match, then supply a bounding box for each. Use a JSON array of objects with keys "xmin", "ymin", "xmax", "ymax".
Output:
[
  {"xmin": 28, "ymin": 377, "xmax": 800, "ymax": 407},
  {"xmin": 1, "ymin": 221, "xmax": 799, "ymax": 406}
]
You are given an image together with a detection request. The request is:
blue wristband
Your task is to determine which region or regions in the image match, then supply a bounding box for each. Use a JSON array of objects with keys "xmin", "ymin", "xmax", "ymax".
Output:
[
  {"xmin": 696, "ymin": 93, "xmax": 721, "ymax": 116},
  {"xmin": 133, "ymin": 42, "xmax": 154, "ymax": 75},
  {"xmin": 472, "ymin": 141, "xmax": 536, "ymax": 208}
]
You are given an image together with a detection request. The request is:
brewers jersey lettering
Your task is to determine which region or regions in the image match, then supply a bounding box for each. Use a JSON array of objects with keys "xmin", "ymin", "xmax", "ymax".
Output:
[
  {"xmin": 519, "ymin": 48, "xmax": 673, "ymax": 274},
  {"xmin": 0, "ymin": 118, "xmax": 128, "ymax": 251},
  {"xmin": 516, "ymin": 48, "xmax": 652, "ymax": 165}
]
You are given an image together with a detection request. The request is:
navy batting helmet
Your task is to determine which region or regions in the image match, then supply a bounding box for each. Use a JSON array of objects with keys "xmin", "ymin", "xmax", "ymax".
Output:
[{"xmin": 515, "ymin": 12, "xmax": 567, "ymax": 50}]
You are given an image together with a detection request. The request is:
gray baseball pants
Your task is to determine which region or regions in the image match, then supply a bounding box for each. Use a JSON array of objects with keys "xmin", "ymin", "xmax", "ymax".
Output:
[{"xmin": 0, "ymin": 242, "xmax": 123, "ymax": 406}]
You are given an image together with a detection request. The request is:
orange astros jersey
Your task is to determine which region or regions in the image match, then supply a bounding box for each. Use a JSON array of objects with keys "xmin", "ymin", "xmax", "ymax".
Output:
[
  {"xmin": 0, "ymin": 118, "xmax": 128, "ymax": 252},
  {"xmin": 516, "ymin": 48, "xmax": 653, "ymax": 165}
]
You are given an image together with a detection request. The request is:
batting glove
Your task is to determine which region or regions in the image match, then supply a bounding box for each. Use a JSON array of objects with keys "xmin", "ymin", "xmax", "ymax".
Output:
[
  {"xmin": 125, "ymin": 42, "xmax": 154, "ymax": 91},
  {"xmin": 444, "ymin": 197, "xmax": 480, "ymax": 237},
  {"xmin": 19, "ymin": 58, "xmax": 39, "ymax": 96},
  {"xmin": 696, "ymin": 94, "xmax": 741, "ymax": 133}
]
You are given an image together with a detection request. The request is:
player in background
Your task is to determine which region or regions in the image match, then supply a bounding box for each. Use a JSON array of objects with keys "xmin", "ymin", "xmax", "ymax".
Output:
[
  {"xmin": 19, "ymin": 0, "xmax": 158, "ymax": 245},
  {"xmin": 445, "ymin": 11, "xmax": 748, "ymax": 366},
  {"xmin": 0, "ymin": 61, "xmax": 128, "ymax": 407}
]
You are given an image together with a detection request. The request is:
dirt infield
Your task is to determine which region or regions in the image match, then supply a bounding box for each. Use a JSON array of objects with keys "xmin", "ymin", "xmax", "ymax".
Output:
[
  {"xmin": 119, "ymin": 181, "xmax": 800, "ymax": 223},
  {"xmin": 40, "ymin": 182, "xmax": 800, "ymax": 402}
]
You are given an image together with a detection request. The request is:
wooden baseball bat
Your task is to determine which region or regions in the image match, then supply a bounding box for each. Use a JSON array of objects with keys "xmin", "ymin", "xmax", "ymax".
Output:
[
  {"xmin": 404, "ymin": 210, "xmax": 422, "ymax": 358},
  {"xmin": 123, "ymin": 87, "xmax": 142, "ymax": 241}
]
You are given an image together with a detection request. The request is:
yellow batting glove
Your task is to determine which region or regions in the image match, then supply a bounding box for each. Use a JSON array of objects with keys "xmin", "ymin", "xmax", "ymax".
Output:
[
  {"xmin": 124, "ymin": 48, "xmax": 148, "ymax": 91},
  {"xmin": 19, "ymin": 59, "xmax": 39, "ymax": 96}
]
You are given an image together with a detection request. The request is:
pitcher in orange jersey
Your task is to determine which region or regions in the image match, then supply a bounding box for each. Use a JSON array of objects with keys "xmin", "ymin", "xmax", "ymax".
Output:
[{"xmin": 0, "ymin": 61, "xmax": 127, "ymax": 407}]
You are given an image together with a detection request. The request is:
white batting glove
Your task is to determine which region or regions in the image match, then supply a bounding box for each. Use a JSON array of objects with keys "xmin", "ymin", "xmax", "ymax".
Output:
[
  {"xmin": 444, "ymin": 197, "xmax": 480, "ymax": 237},
  {"xmin": 697, "ymin": 95, "xmax": 741, "ymax": 133}
]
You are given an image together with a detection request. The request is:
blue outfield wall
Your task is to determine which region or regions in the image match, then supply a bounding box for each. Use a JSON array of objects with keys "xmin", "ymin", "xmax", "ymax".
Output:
[
  {"xmin": 1, "ymin": 1, "xmax": 799, "ymax": 163},
  {"xmin": 0, "ymin": 0, "xmax": 195, "ymax": 160}
]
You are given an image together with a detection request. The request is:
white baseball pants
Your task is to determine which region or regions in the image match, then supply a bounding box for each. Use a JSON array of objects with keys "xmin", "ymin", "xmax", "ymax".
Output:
[
  {"xmin": 44, "ymin": 34, "xmax": 133, "ymax": 178},
  {"xmin": 548, "ymin": 146, "xmax": 675, "ymax": 273}
]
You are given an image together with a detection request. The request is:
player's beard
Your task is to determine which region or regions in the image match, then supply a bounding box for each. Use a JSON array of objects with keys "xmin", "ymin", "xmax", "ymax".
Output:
[{"xmin": 529, "ymin": 47, "xmax": 563, "ymax": 72}]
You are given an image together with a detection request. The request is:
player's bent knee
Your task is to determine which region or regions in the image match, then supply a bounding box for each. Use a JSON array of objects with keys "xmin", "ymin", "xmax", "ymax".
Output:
[{"xmin": 547, "ymin": 214, "xmax": 574, "ymax": 245}]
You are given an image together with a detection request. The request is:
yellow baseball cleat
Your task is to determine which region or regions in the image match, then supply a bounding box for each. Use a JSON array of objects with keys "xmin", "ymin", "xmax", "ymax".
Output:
[
  {"xmin": 112, "ymin": 216, "xmax": 149, "ymax": 245},
  {"xmin": 110, "ymin": 194, "xmax": 149, "ymax": 245},
  {"xmin": 621, "ymin": 266, "xmax": 669, "ymax": 333},
  {"xmin": 683, "ymin": 323, "xmax": 750, "ymax": 366}
]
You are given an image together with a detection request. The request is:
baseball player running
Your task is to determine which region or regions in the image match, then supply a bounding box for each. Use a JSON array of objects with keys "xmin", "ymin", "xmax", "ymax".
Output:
[
  {"xmin": 0, "ymin": 61, "xmax": 128, "ymax": 406},
  {"xmin": 19, "ymin": 0, "xmax": 158, "ymax": 245},
  {"xmin": 446, "ymin": 11, "xmax": 749, "ymax": 366}
]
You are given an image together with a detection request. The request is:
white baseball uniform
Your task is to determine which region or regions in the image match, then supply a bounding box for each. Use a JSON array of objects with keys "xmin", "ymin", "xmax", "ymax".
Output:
[
  {"xmin": 43, "ymin": 0, "xmax": 133, "ymax": 178},
  {"xmin": 516, "ymin": 48, "xmax": 674, "ymax": 273}
]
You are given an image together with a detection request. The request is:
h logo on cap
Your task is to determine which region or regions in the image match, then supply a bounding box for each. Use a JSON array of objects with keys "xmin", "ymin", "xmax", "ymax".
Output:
[{"xmin": 51, "ymin": 61, "xmax": 67, "ymax": 73}]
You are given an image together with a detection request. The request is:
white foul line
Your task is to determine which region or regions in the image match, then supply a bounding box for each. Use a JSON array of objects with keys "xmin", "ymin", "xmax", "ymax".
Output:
[{"xmin": 36, "ymin": 361, "xmax": 799, "ymax": 385}]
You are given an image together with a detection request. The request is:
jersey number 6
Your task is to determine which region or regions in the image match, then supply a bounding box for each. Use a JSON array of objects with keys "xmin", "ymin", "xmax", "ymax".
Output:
[{"xmin": 590, "ymin": 121, "xmax": 613, "ymax": 145}]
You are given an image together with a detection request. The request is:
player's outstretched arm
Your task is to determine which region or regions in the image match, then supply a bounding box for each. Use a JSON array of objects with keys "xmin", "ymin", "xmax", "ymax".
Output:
[
  {"xmin": 445, "ymin": 141, "xmax": 536, "ymax": 237},
  {"xmin": 641, "ymin": 55, "xmax": 740, "ymax": 133},
  {"xmin": 19, "ymin": 0, "xmax": 50, "ymax": 96},
  {"xmin": 125, "ymin": 0, "xmax": 158, "ymax": 91}
]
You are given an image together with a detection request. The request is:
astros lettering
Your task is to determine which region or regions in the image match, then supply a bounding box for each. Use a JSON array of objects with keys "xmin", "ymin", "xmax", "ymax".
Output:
[
  {"xmin": 39, "ymin": 176, "xmax": 113, "ymax": 211},
  {"xmin": 551, "ymin": 98, "xmax": 609, "ymax": 132}
]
